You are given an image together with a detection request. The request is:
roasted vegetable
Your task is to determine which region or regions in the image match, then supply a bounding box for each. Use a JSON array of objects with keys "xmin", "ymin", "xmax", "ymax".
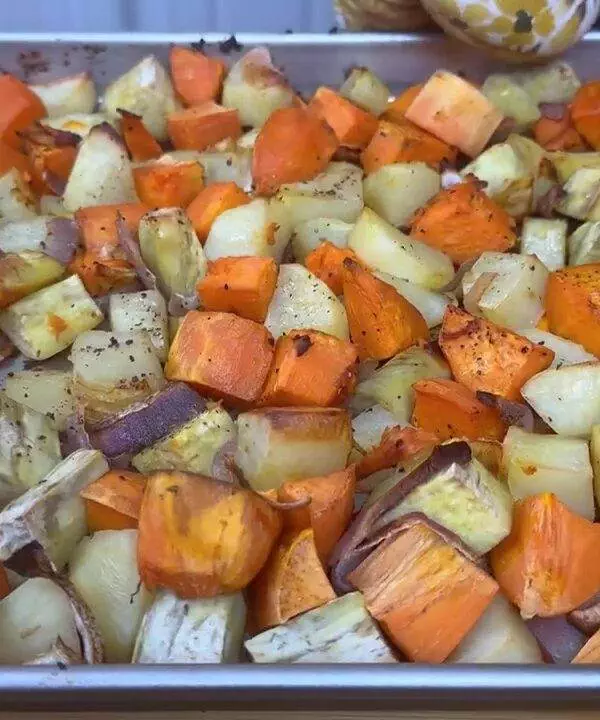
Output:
[
  {"xmin": 448, "ymin": 594, "xmax": 542, "ymax": 664},
  {"xmin": 170, "ymin": 46, "xmax": 226, "ymax": 106},
  {"xmin": 204, "ymin": 198, "xmax": 291, "ymax": 263},
  {"xmin": 349, "ymin": 517, "xmax": 499, "ymax": 662},
  {"xmin": 520, "ymin": 218, "xmax": 567, "ymax": 271},
  {"xmin": 138, "ymin": 471, "xmax": 281, "ymax": 598},
  {"xmin": 109, "ymin": 290, "xmax": 169, "ymax": 363},
  {"xmin": 462, "ymin": 251, "xmax": 548, "ymax": 330},
  {"xmin": 168, "ymin": 102, "xmax": 241, "ymax": 151},
  {"xmin": 133, "ymin": 159, "xmax": 204, "ymax": 208},
  {"xmin": 0, "ymin": 74, "xmax": 45, "ymax": 148},
  {"xmin": 373, "ymin": 272, "xmax": 455, "ymax": 329},
  {"xmin": 309, "ymin": 86, "xmax": 378, "ymax": 149},
  {"xmin": 69, "ymin": 529, "xmax": 152, "ymax": 662},
  {"xmin": 340, "ymin": 67, "xmax": 390, "ymax": 117},
  {"xmin": 521, "ymin": 362, "xmax": 600, "ymax": 437},
  {"xmin": 0, "ymin": 216, "xmax": 78, "ymax": 264},
  {"xmin": 349, "ymin": 208, "xmax": 454, "ymax": 290},
  {"xmin": 71, "ymin": 330, "xmax": 164, "ymax": 425},
  {"xmin": 102, "ymin": 55, "xmax": 178, "ymax": 141},
  {"xmin": 545, "ymin": 264, "xmax": 600, "ymax": 357},
  {"xmin": 404, "ymin": 71, "xmax": 503, "ymax": 157},
  {"xmin": 0, "ymin": 251, "xmax": 65, "ymax": 310},
  {"xmin": 80, "ymin": 470, "xmax": 146, "ymax": 532},
  {"xmin": 186, "ymin": 182, "xmax": 250, "ymax": 243},
  {"xmin": 166, "ymin": 311, "xmax": 274, "ymax": 406},
  {"xmin": 491, "ymin": 493, "xmax": 600, "ymax": 618},
  {"xmin": 0, "ymin": 169, "xmax": 37, "ymax": 224},
  {"xmin": 0, "ymin": 577, "xmax": 82, "ymax": 664},
  {"xmin": 354, "ymin": 345, "xmax": 450, "ymax": 424},
  {"xmin": 342, "ymin": 259, "xmax": 429, "ymax": 360},
  {"xmin": 502, "ymin": 427, "xmax": 594, "ymax": 520},
  {"xmin": 410, "ymin": 180, "xmax": 517, "ymax": 265},
  {"xmin": 0, "ymin": 449, "xmax": 108, "ymax": 569},
  {"xmin": 63, "ymin": 123, "xmax": 137, "ymax": 212},
  {"xmin": 246, "ymin": 591, "xmax": 396, "ymax": 663},
  {"xmin": 248, "ymin": 528, "xmax": 336, "ymax": 632},
  {"xmin": 520, "ymin": 329, "xmax": 595, "ymax": 369},
  {"xmin": 351, "ymin": 405, "xmax": 399, "ymax": 453},
  {"xmin": 132, "ymin": 403, "xmax": 235, "ymax": 476},
  {"xmin": 481, "ymin": 75, "xmax": 541, "ymax": 130},
  {"xmin": 0, "ymin": 274, "xmax": 103, "ymax": 360},
  {"xmin": 264, "ymin": 263, "xmax": 349, "ymax": 340},
  {"xmin": 291, "ymin": 218, "xmax": 353, "ymax": 263},
  {"xmin": 222, "ymin": 47, "xmax": 296, "ymax": 129},
  {"xmin": 235, "ymin": 407, "xmax": 352, "ymax": 492},
  {"xmin": 197, "ymin": 256, "xmax": 277, "ymax": 324},
  {"xmin": 272, "ymin": 161, "xmax": 363, "ymax": 228},
  {"xmin": 363, "ymin": 162, "xmax": 440, "ymax": 228},
  {"xmin": 138, "ymin": 208, "xmax": 207, "ymax": 303},
  {"xmin": 133, "ymin": 590, "xmax": 246, "ymax": 664},
  {"xmin": 260, "ymin": 330, "xmax": 358, "ymax": 407},
  {"xmin": 568, "ymin": 222, "xmax": 600, "ymax": 266},
  {"xmin": 3, "ymin": 368, "xmax": 74, "ymax": 431},
  {"xmin": 439, "ymin": 306, "xmax": 554, "ymax": 400}
]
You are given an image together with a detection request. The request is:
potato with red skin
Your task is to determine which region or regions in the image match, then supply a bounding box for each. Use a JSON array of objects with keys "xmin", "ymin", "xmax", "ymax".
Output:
[{"xmin": 138, "ymin": 471, "xmax": 282, "ymax": 599}]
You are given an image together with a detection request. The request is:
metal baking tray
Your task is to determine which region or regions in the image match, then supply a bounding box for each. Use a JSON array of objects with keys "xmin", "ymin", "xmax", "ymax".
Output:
[{"xmin": 1, "ymin": 31, "xmax": 600, "ymax": 712}]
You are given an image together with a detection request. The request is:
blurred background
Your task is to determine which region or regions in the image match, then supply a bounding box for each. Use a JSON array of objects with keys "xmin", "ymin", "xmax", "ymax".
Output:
[{"xmin": 1, "ymin": 0, "xmax": 337, "ymax": 33}]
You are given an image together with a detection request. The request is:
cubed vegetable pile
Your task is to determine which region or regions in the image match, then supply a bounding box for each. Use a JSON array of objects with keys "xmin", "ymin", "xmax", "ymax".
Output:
[{"xmin": 3, "ymin": 44, "xmax": 600, "ymax": 667}]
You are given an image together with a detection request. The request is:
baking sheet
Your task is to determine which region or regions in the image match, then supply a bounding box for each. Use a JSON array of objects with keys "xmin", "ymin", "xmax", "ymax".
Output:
[{"xmin": 1, "ymin": 31, "xmax": 600, "ymax": 711}]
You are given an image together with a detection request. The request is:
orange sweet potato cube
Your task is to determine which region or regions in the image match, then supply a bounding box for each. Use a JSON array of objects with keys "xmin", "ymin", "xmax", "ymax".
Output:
[
  {"xmin": 80, "ymin": 470, "xmax": 146, "ymax": 532},
  {"xmin": 260, "ymin": 329, "xmax": 358, "ymax": 407},
  {"xmin": 168, "ymin": 101, "xmax": 241, "ymax": 151},
  {"xmin": 349, "ymin": 520, "xmax": 498, "ymax": 662},
  {"xmin": 197, "ymin": 256, "xmax": 277, "ymax": 323},
  {"xmin": 165, "ymin": 310, "xmax": 274, "ymax": 405},
  {"xmin": 187, "ymin": 182, "xmax": 250, "ymax": 242},
  {"xmin": 133, "ymin": 160, "xmax": 204, "ymax": 208},
  {"xmin": 309, "ymin": 86, "xmax": 378, "ymax": 149}
]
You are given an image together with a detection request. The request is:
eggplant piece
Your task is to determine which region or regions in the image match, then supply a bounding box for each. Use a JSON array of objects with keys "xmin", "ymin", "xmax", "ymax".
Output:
[
  {"xmin": 527, "ymin": 615, "xmax": 587, "ymax": 663},
  {"xmin": 569, "ymin": 592, "xmax": 600, "ymax": 636},
  {"xmin": 0, "ymin": 393, "xmax": 61, "ymax": 507},
  {"xmin": 71, "ymin": 330, "xmax": 164, "ymax": 425},
  {"xmin": 245, "ymin": 592, "xmax": 397, "ymax": 664},
  {"xmin": 448, "ymin": 594, "xmax": 542, "ymax": 664},
  {"xmin": 132, "ymin": 403, "xmax": 235, "ymax": 476},
  {"xmin": 0, "ymin": 216, "xmax": 79, "ymax": 265},
  {"xmin": 63, "ymin": 123, "xmax": 138, "ymax": 212},
  {"xmin": 0, "ymin": 577, "xmax": 81, "ymax": 664},
  {"xmin": 88, "ymin": 382, "xmax": 208, "ymax": 463},
  {"xmin": 133, "ymin": 590, "xmax": 246, "ymax": 664},
  {"xmin": 377, "ymin": 447, "xmax": 513, "ymax": 554},
  {"xmin": 0, "ymin": 449, "xmax": 108, "ymax": 569},
  {"xmin": 0, "ymin": 274, "xmax": 103, "ymax": 361},
  {"xmin": 69, "ymin": 529, "xmax": 153, "ymax": 662}
]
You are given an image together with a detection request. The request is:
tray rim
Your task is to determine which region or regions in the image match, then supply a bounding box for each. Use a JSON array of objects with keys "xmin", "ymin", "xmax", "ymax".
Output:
[{"xmin": 1, "ymin": 30, "xmax": 600, "ymax": 710}]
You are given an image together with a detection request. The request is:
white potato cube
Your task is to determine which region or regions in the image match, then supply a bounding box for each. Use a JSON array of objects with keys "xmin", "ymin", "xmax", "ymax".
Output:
[
  {"xmin": 0, "ymin": 169, "xmax": 37, "ymax": 225},
  {"xmin": 4, "ymin": 368, "xmax": 74, "ymax": 431},
  {"xmin": 292, "ymin": 217, "xmax": 353, "ymax": 262},
  {"xmin": 568, "ymin": 221, "xmax": 600, "ymax": 266},
  {"xmin": 520, "ymin": 329, "xmax": 595, "ymax": 369},
  {"xmin": 481, "ymin": 75, "xmax": 541, "ymax": 129},
  {"xmin": 110, "ymin": 290, "xmax": 169, "ymax": 363},
  {"xmin": 340, "ymin": 67, "xmax": 391, "ymax": 116},
  {"xmin": 375, "ymin": 271, "xmax": 455, "ymax": 328},
  {"xmin": 30, "ymin": 72, "xmax": 96, "ymax": 117},
  {"xmin": 521, "ymin": 218, "xmax": 567, "ymax": 271},
  {"xmin": 352, "ymin": 405, "xmax": 400, "ymax": 452}
]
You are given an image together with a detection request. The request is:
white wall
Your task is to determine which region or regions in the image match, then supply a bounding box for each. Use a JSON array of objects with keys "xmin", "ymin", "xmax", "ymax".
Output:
[{"xmin": 1, "ymin": 0, "xmax": 337, "ymax": 32}]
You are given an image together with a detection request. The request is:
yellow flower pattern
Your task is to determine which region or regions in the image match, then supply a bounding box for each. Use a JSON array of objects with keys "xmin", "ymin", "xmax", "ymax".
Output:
[{"xmin": 420, "ymin": 0, "xmax": 599, "ymax": 56}]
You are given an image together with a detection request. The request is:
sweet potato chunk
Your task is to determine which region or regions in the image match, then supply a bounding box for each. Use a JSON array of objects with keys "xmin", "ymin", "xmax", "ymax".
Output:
[
  {"xmin": 410, "ymin": 180, "xmax": 517, "ymax": 264},
  {"xmin": 138, "ymin": 471, "xmax": 282, "ymax": 598},
  {"xmin": 187, "ymin": 182, "xmax": 250, "ymax": 242},
  {"xmin": 349, "ymin": 520, "xmax": 498, "ymax": 662},
  {"xmin": 305, "ymin": 241, "xmax": 361, "ymax": 296},
  {"xmin": 197, "ymin": 256, "xmax": 277, "ymax": 323},
  {"xmin": 165, "ymin": 310, "xmax": 274, "ymax": 405},
  {"xmin": 439, "ymin": 306, "xmax": 554, "ymax": 400},
  {"xmin": 412, "ymin": 378, "xmax": 507, "ymax": 442},
  {"xmin": 382, "ymin": 84, "xmax": 424, "ymax": 124},
  {"xmin": 76, "ymin": 203, "xmax": 148, "ymax": 258},
  {"xmin": 252, "ymin": 107, "xmax": 338, "ymax": 195},
  {"xmin": 573, "ymin": 630, "xmax": 600, "ymax": 663},
  {"xmin": 571, "ymin": 81, "xmax": 600, "ymax": 150},
  {"xmin": 133, "ymin": 161, "xmax": 204, "ymax": 208},
  {"xmin": 0, "ymin": 74, "xmax": 45, "ymax": 148},
  {"xmin": 491, "ymin": 493, "xmax": 600, "ymax": 618},
  {"xmin": 342, "ymin": 258, "xmax": 428, "ymax": 360},
  {"xmin": 170, "ymin": 46, "xmax": 226, "ymax": 106},
  {"xmin": 356, "ymin": 425, "xmax": 438, "ymax": 480},
  {"xmin": 19, "ymin": 124, "xmax": 78, "ymax": 196},
  {"xmin": 260, "ymin": 329, "xmax": 359, "ymax": 407},
  {"xmin": 309, "ymin": 86, "xmax": 378, "ymax": 149},
  {"xmin": 405, "ymin": 71, "xmax": 503, "ymax": 158},
  {"xmin": 119, "ymin": 110, "xmax": 162, "ymax": 161},
  {"xmin": 248, "ymin": 528, "xmax": 336, "ymax": 632},
  {"xmin": 361, "ymin": 119, "xmax": 457, "ymax": 174},
  {"xmin": 533, "ymin": 112, "xmax": 586, "ymax": 152},
  {"xmin": 277, "ymin": 466, "xmax": 356, "ymax": 563},
  {"xmin": 168, "ymin": 102, "xmax": 241, "ymax": 151},
  {"xmin": 545, "ymin": 264, "xmax": 600, "ymax": 358},
  {"xmin": 80, "ymin": 470, "xmax": 146, "ymax": 532}
]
